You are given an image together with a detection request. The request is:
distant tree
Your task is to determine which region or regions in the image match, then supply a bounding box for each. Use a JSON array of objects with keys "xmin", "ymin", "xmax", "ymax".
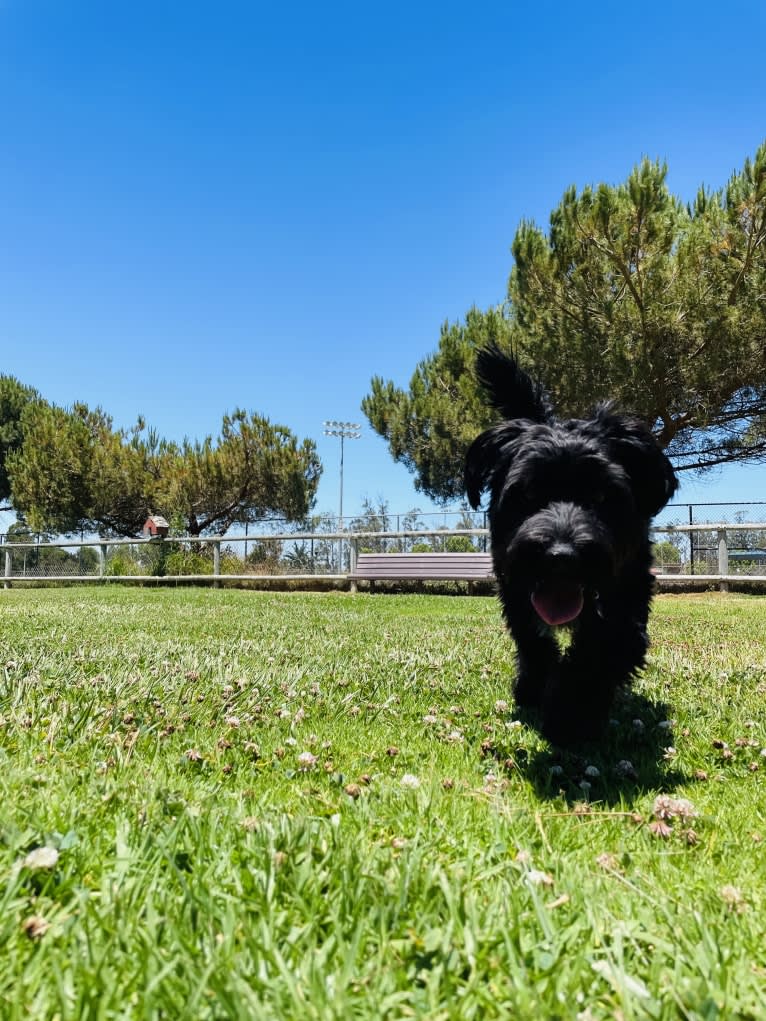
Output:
[
  {"xmin": 508, "ymin": 149, "xmax": 766, "ymax": 471},
  {"xmin": 5, "ymin": 521, "xmax": 92, "ymax": 576},
  {"xmin": 282, "ymin": 541, "xmax": 314, "ymax": 573},
  {"xmin": 6, "ymin": 520, "xmax": 36, "ymax": 542},
  {"xmin": 349, "ymin": 496, "xmax": 391, "ymax": 535},
  {"xmin": 348, "ymin": 496, "xmax": 392, "ymax": 554},
  {"xmin": 362, "ymin": 307, "xmax": 509, "ymax": 502},
  {"xmin": 299, "ymin": 511, "xmax": 342, "ymax": 572},
  {"xmin": 363, "ymin": 143, "xmax": 766, "ymax": 500},
  {"xmin": 158, "ymin": 410, "xmax": 322, "ymax": 536},
  {"xmin": 8, "ymin": 401, "xmax": 321, "ymax": 537},
  {"xmin": 399, "ymin": 507, "xmax": 424, "ymax": 533},
  {"xmin": 7, "ymin": 402, "xmax": 102, "ymax": 534},
  {"xmin": 245, "ymin": 538, "xmax": 283, "ymax": 573},
  {"xmin": 0, "ymin": 376, "xmax": 40, "ymax": 507},
  {"xmin": 348, "ymin": 498, "xmax": 432, "ymax": 555}
]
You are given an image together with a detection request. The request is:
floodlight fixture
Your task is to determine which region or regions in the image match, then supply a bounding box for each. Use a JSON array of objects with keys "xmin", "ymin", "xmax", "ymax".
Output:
[{"xmin": 323, "ymin": 419, "xmax": 362, "ymax": 571}]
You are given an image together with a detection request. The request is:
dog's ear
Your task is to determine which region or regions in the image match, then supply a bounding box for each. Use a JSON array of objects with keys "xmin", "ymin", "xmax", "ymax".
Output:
[
  {"xmin": 475, "ymin": 344, "xmax": 551, "ymax": 423},
  {"xmin": 464, "ymin": 421, "xmax": 526, "ymax": 509},
  {"xmin": 594, "ymin": 406, "xmax": 678, "ymax": 517}
]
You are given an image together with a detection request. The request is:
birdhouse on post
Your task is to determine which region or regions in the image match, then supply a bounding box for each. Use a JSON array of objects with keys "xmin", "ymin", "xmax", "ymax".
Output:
[{"xmin": 142, "ymin": 515, "xmax": 170, "ymax": 538}]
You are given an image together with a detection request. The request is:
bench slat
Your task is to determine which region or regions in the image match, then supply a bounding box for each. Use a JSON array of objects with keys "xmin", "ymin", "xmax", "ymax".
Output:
[{"xmin": 353, "ymin": 552, "xmax": 494, "ymax": 581}]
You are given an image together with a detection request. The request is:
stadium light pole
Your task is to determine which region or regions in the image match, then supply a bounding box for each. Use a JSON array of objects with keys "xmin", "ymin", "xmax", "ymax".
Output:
[{"xmin": 323, "ymin": 420, "xmax": 361, "ymax": 571}]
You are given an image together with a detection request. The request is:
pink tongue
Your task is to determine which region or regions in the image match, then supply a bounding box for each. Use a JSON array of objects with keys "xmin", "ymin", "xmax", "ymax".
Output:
[{"xmin": 531, "ymin": 582, "xmax": 584, "ymax": 626}]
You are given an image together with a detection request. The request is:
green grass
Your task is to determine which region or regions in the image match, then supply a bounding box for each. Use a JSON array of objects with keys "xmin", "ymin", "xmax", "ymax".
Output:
[{"xmin": 1, "ymin": 588, "xmax": 765, "ymax": 1019}]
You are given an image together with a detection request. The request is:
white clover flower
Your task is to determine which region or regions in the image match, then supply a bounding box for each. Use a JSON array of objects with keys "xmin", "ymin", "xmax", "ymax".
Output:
[
  {"xmin": 400, "ymin": 773, "xmax": 421, "ymax": 790},
  {"xmin": 653, "ymin": 795, "xmax": 698, "ymax": 822},
  {"xmin": 446, "ymin": 730, "xmax": 464, "ymax": 743},
  {"xmin": 595, "ymin": 853, "xmax": 620, "ymax": 871},
  {"xmin": 720, "ymin": 884, "xmax": 746, "ymax": 912},
  {"xmin": 494, "ymin": 700, "xmax": 509, "ymax": 714},
  {"xmin": 422, "ymin": 714, "xmax": 439, "ymax": 725},
  {"xmin": 526, "ymin": 868, "xmax": 554, "ymax": 886},
  {"xmin": 584, "ymin": 765, "xmax": 600, "ymax": 778},
  {"xmin": 296, "ymin": 751, "xmax": 318, "ymax": 770},
  {"xmin": 23, "ymin": 846, "xmax": 59, "ymax": 870}
]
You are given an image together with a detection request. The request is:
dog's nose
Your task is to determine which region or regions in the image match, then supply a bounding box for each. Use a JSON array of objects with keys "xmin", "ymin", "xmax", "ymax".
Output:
[
  {"xmin": 548, "ymin": 542, "xmax": 575, "ymax": 559},
  {"xmin": 545, "ymin": 544, "xmax": 579, "ymax": 572}
]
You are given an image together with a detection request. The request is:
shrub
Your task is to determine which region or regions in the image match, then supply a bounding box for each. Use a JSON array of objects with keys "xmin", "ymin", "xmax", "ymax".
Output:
[
  {"xmin": 221, "ymin": 553, "xmax": 244, "ymax": 575},
  {"xmin": 105, "ymin": 552, "xmax": 142, "ymax": 576},
  {"xmin": 444, "ymin": 535, "xmax": 477, "ymax": 553},
  {"xmin": 164, "ymin": 550, "xmax": 213, "ymax": 576},
  {"xmin": 653, "ymin": 540, "xmax": 681, "ymax": 565}
]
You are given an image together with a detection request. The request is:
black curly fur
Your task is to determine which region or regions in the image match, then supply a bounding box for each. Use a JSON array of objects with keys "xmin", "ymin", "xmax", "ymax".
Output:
[{"xmin": 466, "ymin": 348, "xmax": 678, "ymax": 745}]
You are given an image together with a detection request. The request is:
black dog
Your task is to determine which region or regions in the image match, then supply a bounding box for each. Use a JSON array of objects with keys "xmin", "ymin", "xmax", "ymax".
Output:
[{"xmin": 465, "ymin": 345, "xmax": 678, "ymax": 744}]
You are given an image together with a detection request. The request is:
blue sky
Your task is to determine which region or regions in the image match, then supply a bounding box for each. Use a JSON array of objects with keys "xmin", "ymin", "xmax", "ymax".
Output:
[{"xmin": 1, "ymin": 1, "xmax": 765, "ymax": 529}]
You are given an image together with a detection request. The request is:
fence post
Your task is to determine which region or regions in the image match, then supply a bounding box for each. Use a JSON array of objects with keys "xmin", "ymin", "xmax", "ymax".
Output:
[
  {"xmin": 99, "ymin": 543, "xmax": 107, "ymax": 578},
  {"xmin": 349, "ymin": 536, "xmax": 358, "ymax": 594},
  {"xmin": 213, "ymin": 540, "xmax": 221, "ymax": 588},
  {"xmin": 3, "ymin": 547, "xmax": 11, "ymax": 590},
  {"xmin": 717, "ymin": 529, "xmax": 729, "ymax": 593}
]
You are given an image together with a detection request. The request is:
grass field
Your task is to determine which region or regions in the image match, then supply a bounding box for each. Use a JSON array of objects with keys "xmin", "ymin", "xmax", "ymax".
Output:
[{"xmin": 1, "ymin": 587, "xmax": 765, "ymax": 1019}]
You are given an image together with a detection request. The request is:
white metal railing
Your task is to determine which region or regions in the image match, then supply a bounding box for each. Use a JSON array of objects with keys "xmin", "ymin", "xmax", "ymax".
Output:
[{"xmin": 1, "ymin": 523, "xmax": 766, "ymax": 590}]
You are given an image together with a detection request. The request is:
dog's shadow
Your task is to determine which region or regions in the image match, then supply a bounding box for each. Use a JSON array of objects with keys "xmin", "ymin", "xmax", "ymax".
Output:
[{"xmin": 501, "ymin": 690, "xmax": 687, "ymax": 806}]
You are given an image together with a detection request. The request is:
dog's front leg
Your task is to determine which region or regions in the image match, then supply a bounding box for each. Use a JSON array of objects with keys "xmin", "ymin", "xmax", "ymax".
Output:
[
  {"xmin": 541, "ymin": 612, "xmax": 646, "ymax": 745},
  {"xmin": 508, "ymin": 613, "xmax": 560, "ymax": 710}
]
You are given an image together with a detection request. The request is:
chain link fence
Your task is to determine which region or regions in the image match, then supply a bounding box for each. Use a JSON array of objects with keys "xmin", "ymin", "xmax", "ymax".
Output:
[
  {"xmin": 2, "ymin": 502, "xmax": 766, "ymax": 584},
  {"xmin": 653, "ymin": 502, "xmax": 766, "ymax": 575}
]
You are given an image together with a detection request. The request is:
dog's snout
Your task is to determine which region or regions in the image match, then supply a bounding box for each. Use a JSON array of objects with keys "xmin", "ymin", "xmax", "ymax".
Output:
[
  {"xmin": 545, "ymin": 543, "xmax": 579, "ymax": 571},
  {"xmin": 548, "ymin": 542, "xmax": 575, "ymax": 560}
]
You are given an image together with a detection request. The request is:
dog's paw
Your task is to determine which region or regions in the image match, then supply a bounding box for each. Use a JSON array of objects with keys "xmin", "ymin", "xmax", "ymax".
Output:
[{"xmin": 541, "ymin": 683, "xmax": 612, "ymax": 746}]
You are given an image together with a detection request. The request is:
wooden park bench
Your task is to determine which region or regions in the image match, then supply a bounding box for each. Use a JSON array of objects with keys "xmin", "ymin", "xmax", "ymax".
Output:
[{"xmin": 351, "ymin": 551, "xmax": 494, "ymax": 592}]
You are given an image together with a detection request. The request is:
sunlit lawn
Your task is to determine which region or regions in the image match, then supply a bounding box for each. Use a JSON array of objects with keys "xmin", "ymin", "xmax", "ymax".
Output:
[{"xmin": 1, "ymin": 587, "xmax": 765, "ymax": 1019}]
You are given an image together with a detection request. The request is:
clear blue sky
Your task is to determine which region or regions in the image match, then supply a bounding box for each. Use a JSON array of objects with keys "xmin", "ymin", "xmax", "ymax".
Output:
[{"xmin": 1, "ymin": 1, "xmax": 765, "ymax": 529}]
